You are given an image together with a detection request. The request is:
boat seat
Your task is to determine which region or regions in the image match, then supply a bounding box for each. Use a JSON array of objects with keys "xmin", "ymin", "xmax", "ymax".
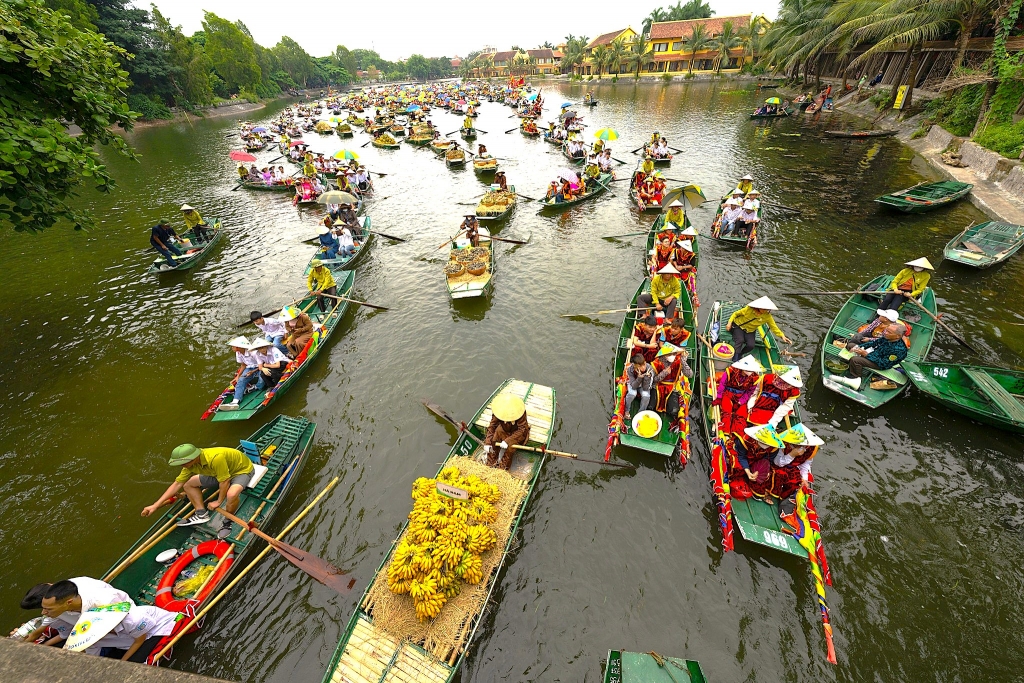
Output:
[{"xmin": 964, "ymin": 368, "xmax": 1024, "ymax": 423}]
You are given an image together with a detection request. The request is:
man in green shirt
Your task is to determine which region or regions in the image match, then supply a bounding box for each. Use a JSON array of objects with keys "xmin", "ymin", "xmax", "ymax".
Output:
[{"xmin": 141, "ymin": 445, "xmax": 254, "ymax": 538}]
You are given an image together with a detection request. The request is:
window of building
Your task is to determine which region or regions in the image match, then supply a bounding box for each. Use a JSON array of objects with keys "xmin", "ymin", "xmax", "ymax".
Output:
[
  {"xmin": 671, "ymin": 42, "xmax": 684, "ymax": 51},
  {"xmin": 653, "ymin": 43, "xmax": 668, "ymax": 52}
]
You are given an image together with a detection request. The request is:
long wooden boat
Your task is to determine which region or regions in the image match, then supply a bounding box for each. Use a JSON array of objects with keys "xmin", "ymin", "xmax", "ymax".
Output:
[
  {"xmin": 709, "ymin": 195, "xmax": 760, "ymax": 249},
  {"xmin": 372, "ymin": 137, "xmax": 401, "ymax": 150},
  {"xmin": 306, "ymin": 216, "xmax": 374, "ymax": 271},
  {"xmin": 943, "ymin": 220, "xmax": 1024, "ymax": 268},
  {"xmin": 520, "ymin": 124, "xmax": 540, "ymax": 137},
  {"xmin": 460, "ymin": 127, "xmax": 477, "ymax": 141},
  {"xmin": 335, "ymin": 125, "xmax": 354, "ymax": 138},
  {"xmin": 321, "ymin": 379, "xmax": 556, "ymax": 683},
  {"xmin": 819, "ymin": 274, "xmax": 937, "ymax": 408},
  {"xmin": 147, "ymin": 218, "xmax": 224, "ymax": 273},
  {"xmin": 647, "ymin": 213, "xmax": 697, "ymax": 270},
  {"xmin": 239, "ymin": 179, "xmax": 295, "ymax": 192},
  {"xmin": 390, "ymin": 124, "xmax": 406, "ymax": 137},
  {"xmin": 445, "ymin": 227, "xmax": 492, "ymax": 299},
  {"xmin": 407, "ymin": 134, "xmax": 435, "ymax": 146},
  {"xmin": 824, "ymin": 129, "xmax": 897, "ymax": 138},
  {"xmin": 609, "ymin": 279, "xmax": 696, "ymax": 459},
  {"xmin": 207, "ymin": 270, "xmax": 355, "ymax": 422},
  {"xmin": 542, "ymin": 133, "xmax": 563, "ymax": 145},
  {"xmin": 749, "ymin": 107, "xmax": 794, "ymax": 119},
  {"xmin": 629, "ymin": 182, "xmax": 671, "ymax": 213},
  {"xmin": 475, "ymin": 186, "xmax": 516, "ymax": 222},
  {"xmin": 431, "ymin": 139, "xmax": 454, "ymax": 152},
  {"xmin": 603, "ymin": 649, "xmax": 707, "ymax": 683},
  {"xmin": 875, "ymin": 180, "xmax": 973, "ymax": 213},
  {"xmin": 562, "ymin": 142, "xmax": 587, "ymax": 165},
  {"xmin": 537, "ymin": 173, "xmax": 612, "ymax": 212},
  {"xmin": 445, "ymin": 150, "xmax": 467, "ymax": 168},
  {"xmin": 903, "ymin": 361, "xmax": 1024, "ymax": 433},
  {"xmin": 104, "ymin": 415, "xmax": 316, "ymax": 663},
  {"xmin": 472, "ymin": 156, "xmax": 498, "ymax": 174}
]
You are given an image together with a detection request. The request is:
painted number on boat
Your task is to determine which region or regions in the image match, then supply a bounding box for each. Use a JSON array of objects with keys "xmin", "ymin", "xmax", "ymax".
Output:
[
  {"xmin": 762, "ymin": 529, "xmax": 792, "ymax": 550},
  {"xmin": 932, "ymin": 367, "xmax": 950, "ymax": 379}
]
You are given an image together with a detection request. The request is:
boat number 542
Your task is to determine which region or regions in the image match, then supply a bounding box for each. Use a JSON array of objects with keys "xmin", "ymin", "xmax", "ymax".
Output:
[
  {"xmin": 932, "ymin": 367, "xmax": 949, "ymax": 378},
  {"xmin": 762, "ymin": 529, "xmax": 791, "ymax": 550}
]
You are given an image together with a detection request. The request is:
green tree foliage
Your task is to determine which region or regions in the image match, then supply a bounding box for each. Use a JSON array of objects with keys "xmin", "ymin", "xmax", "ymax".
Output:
[
  {"xmin": 43, "ymin": 0, "xmax": 97, "ymax": 30},
  {"xmin": 711, "ymin": 20, "xmax": 741, "ymax": 73},
  {"xmin": 313, "ymin": 56, "xmax": 351, "ymax": 87},
  {"xmin": 149, "ymin": 6, "xmax": 213, "ymax": 108},
  {"xmin": 0, "ymin": 0, "xmax": 137, "ymax": 231},
  {"xmin": 406, "ymin": 54, "xmax": 430, "ymax": 81},
  {"xmin": 201, "ymin": 11, "xmax": 261, "ymax": 94},
  {"xmin": 333, "ymin": 45, "xmax": 358, "ymax": 79},
  {"xmin": 273, "ymin": 36, "xmax": 316, "ymax": 87},
  {"xmin": 87, "ymin": 0, "xmax": 173, "ymax": 101},
  {"xmin": 644, "ymin": 0, "xmax": 713, "ymax": 32}
]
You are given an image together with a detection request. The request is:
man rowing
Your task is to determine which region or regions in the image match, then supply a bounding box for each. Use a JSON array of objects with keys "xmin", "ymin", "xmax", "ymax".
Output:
[
  {"xmin": 483, "ymin": 394, "xmax": 530, "ymax": 471},
  {"xmin": 725, "ymin": 296, "xmax": 791, "ymax": 360},
  {"xmin": 307, "ymin": 258, "xmax": 338, "ymax": 313}
]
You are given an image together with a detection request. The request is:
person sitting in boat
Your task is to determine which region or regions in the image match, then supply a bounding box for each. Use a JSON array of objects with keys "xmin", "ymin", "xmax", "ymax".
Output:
[
  {"xmin": 583, "ymin": 157, "xmax": 601, "ymax": 189},
  {"xmin": 307, "ymin": 258, "xmax": 338, "ymax": 313},
  {"xmin": 726, "ymin": 296, "xmax": 792, "ymax": 360},
  {"xmin": 747, "ymin": 366, "xmax": 802, "ymax": 429},
  {"xmin": 143, "ymin": 442, "xmax": 255, "ymax": 538},
  {"xmin": 663, "ymin": 200, "xmax": 686, "ymax": 228},
  {"xmin": 674, "ymin": 239, "xmax": 698, "ymax": 306},
  {"xmin": 650, "ymin": 235, "xmax": 675, "ymax": 273},
  {"xmin": 638, "ymin": 264, "xmax": 682, "ymax": 320},
  {"xmin": 630, "ymin": 314, "xmax": 661, "ymax": 363},
  {"xmin": 219, "ymin": 336, "xmax": 260, "ymax": 412},
  {"xmin": 461, "ymin": 214, "xmax": 481, "ymax": 247},
  {"xmin": 623, "ymin": 352, "xmax": 657, "ymax": 421},
  {"xmin": 772, "ymin": 424, "xmax": 824, "ymax": 520},
  {"xmin": 336, "ymin": 171, "xmax": 353, "ymax": 193},
  {"xmin": 477, "ymin": 143, "xmax": 489, "ymax": 158},
  {"xmin": 273, "ymin": 166, "xmax": 288, "ymax": 183},
  {"xmin": 494, "ymin": 171, "xmax": 508, "ymax": 191},
  {"xmin": 718, "ymin": 198, "xmax": 744, "ymax": 237},
  {"xmin": 878, "ymin": 257, "xmax": 933, "ymax": 311},
  {"xmin": 546, "ymin": 181, "xmax": 561, "ymax": 203},
  {"xmin": 651, "ymin": 344, "xmax": 693, "ymax": 426},
  {"xmin": 737, "ymin": 174, "xmax": 754, "ymax": 195},
  {"xmin": 649, "ymin": 131, "xmax": 660, "ymax": 146},
  {"xmin": 662, "ymin": 317, "xmax": 691, "ymax": 348},
  {"xmin": 250, "ymin": 310, "xmax": 289, "ymax": 357},
  {"xmin": 337, "ymin": 203, "xmax": 360, "ymax": 229},
  {"xmin": 311, "ymin": 176, "xmax": 325, "ymax": 195},
  {"xmin": 737, "ymin": 190, "xmax": 761, "ymax": 238},
  {"xmin": 592, "ymin": 138, "xmax": 605, "ymax": 155},
  {"xmin": 845, "ymin": 309, "xmax": 908, "ymax": 347},
  {"xmin": 150, "ymin": 218, "xmax": 182, "ymax": 269},
  {"xmin": 712, "ymin": 352, "xmax": 764, "ymax": 435},
  {"xmin": 839, "ymin": 323, "xmax": 908, "ymax": 389},
  {"xmin": 560, "ymin": 179, "xmax": 576, "ymax": 201},
  {"xmin": 280, "ymin": 305, "xmax": 314, "ymax": 359},
  {"xmin": 355, "ymin": 166, "xmax": 372, "ymax": 192},
  {"xmin": 336, "ymin": 224, "xmax": 356, "ymax": 258},
  {"xmin": 483, "ymin": 394, "xmax": 531, "ymax": 471},
  {"xmin": 597, "ymin": 151, "xmax": 613, "ymax": 174},
  {"xmin": 318, "ymin": 219, "xmax": 341, "ymax": 260},
  {"xmin": 731, "ymin": 425, "xmax": 784, "ymax": 499},
  {"xmin": 250, "ymin": 338, "xmax": 289, "ymax": 393},
  {"xmin": 522, "ymin": 120, "xmax": 538, "ymax": 134}
]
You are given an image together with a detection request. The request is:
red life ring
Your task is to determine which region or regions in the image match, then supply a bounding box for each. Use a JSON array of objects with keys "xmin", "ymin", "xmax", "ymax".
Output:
[{"xmin": 154, "ymin": 540, "xmax": 233, "ymax": 612}]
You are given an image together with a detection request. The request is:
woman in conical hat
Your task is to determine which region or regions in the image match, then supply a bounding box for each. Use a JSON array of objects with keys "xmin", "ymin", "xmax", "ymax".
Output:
[
  {"xmin": 726, "ymin": 296, "xmax": 791, "ymax": 361},
  {"xmin": 730, "ymin": 424, "xmax": 783, "ymax": 499},
  {"xmin": 712, "ymin": 354, "xmax": 765, "ymax": 435},
  {"xmin": 879, "ymin": 256, "xmax": 934, "ymax": 311},
  {"xmin": 673, "ymin": 238, "xmax": 699, "ymax": 308},
  {"xmin": 771, "ymin": 423, "xmax": 824, "ymax": 516},
  {"xmin": 484, "ymin": 394, "xmax": 530, "ymax": 471},
  {"xmin": 665, "ymin": 199, "xmax": 686, "ymax": 227},
  {"xmin": 747, "ymin": 365, "xmax": 802, "ymax": 428}
]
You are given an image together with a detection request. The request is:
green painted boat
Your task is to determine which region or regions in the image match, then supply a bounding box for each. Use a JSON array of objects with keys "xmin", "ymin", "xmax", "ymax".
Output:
[
  {"xmin": 103, "ymin": 415, "xmax": 316, "ymax": 659},
  {"xmin": 603, "ymin": 649, "xmax": 708, "ymax": 683},
  {"xmin": 147, "ymin": 218, "xmax": 223, "ymax": 273},
  {"xmin": 562, "ymin": 141, "xmax": 587, "ymax": 165},
  {"xmin": 543, "ymin": 132, "xmax": 563, "ymax": 145},
  {"xmin": 240, "ymin": 179, "xmax": 296, "ymax": 192},
  {"xmin": 709, "ymin": 194, "xmax": 760, "ymax": 249},
  {"xmin": 321, "ymin": 379, "xmax": 556, "ymax": 683},
  {"xmin": 611, "ymin": 279, "xmax": 696, "ymax": 458},
  {"xmin": 749, "ymin": 107, "xmax": 794, "ymax": 119},
  {"xmin": 460, "ymin": 127, "xmax": 477, "ymax": 141},
  {"xmin": 406, "ymin": 134, "xmax": 435, "ymax": 146},
  {"xmin": 208, "ymin": 270, "xmax": 355, "ymax": 422},
  {"xmin": 875, "ymin": 180, "xmax": 973, "ymax": 213},
  {"xmin": 646, "ymin": 214, "xmax": 696, "ymax": 261},
  {"xmin": 903, "ymin": 362, "xmax": 1024, "ymax": 433},
  {"xmin": 943, "ymin": 220, "xmax": 1024, "ymax": 268},
  {"xmin": 372, "ymin": 138, "xmax": 401, "ymax": 150},
  {"xmin": 445, "ymin": 227, "xmax": 493, "ymax": 300},
  {"xmin": 697, "ymin": 300, "xmax": 809, "ymax": 558},
  {"xmin": 538, "ymin": 173, "xmax": 612, "ymax": 212},
  {"xmin": 819, "ymin": 274, "xmax": 937, "ymax": 408},
  {"xmin": 306, "ymin": 216, "xmax": 373, "ymax": 271}
]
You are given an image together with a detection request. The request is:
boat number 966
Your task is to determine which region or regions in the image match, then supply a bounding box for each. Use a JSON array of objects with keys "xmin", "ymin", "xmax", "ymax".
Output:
[
  {"xmin": 932, "ymin": 367, "xmax": 949, "ymax": 378},
  {"xmin": 762, "ymin": 529, "xmax": 791, "ymax": 549}
]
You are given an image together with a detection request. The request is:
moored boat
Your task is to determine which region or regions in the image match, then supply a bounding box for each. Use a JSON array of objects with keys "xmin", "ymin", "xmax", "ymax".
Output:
[
  {"xmin": 445, "ymin": 227, "xmax": 492, "ymax": 299},
  {"xmin": 147, "ymin": 218, "xmax": 224, "ymax": 273},
  {"xmin": 431, "ymin": 139, "xmax": 454, "ymax": 152},
  {"xmin": 603, "ymin": 649, "xmax": 708, "ymax": 683},
  {"xmin": 320, "ymin": 379, "xmax": 556, "ymax": 683},
  {"xmin": 537, "ymin": 173, "xmax": 612, "ymax": 212},
  {"xmin": 903, "ymin": 361, "xmax": 1024, "ymax": 433},
  {"xmin": 818, "ymin": 274, "xmax": 937, "ymax": 408},
  {"xmin": 875, "ymin": 180, "xmax": 973, "ymax": 213},
  {"xmin": 476, "ymin": 186, "xmax": 516, "ymax": 222},
  {"xmin": 942, "ymin": 220, "xmax": 1024, "ymax": 268},
  {"xmin": 103, "ymin": 414, "xmax": 317, "ymax": 664}
]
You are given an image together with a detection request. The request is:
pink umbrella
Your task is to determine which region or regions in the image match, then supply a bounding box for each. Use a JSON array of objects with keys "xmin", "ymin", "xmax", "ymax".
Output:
[
  {"xmin": 458, "ymin": 99, "xmax": 466, "ymax": 105},
  {"xmin": 289, "ymin": 140, "xmax": 306, "ymax": 147},
  {"xmin": 555, "ymin": 168, "xmax": 579, "ymax": 184},
  {"xmin": 229, "ymin": 150, "xmax": 257, "ymax": 162}
]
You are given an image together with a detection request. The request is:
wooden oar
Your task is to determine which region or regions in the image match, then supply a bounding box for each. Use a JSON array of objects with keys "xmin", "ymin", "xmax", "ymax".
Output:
[
  {"xmin": 268, "ymin": 155, "xmax": 285, "ymax": 164},
  {"xmin": 602, "ymin": 231, "xmax": 648, "ymax": 239},
  {"xmin": 476, "ymin": 129, "xmax": 489, "ymax": 134},
  {"xmin": 489, "ymin": 234, "xmax": 529, "ymax": 245},
  {"xmin": 762, "ymin": 201, "xmax": 803, "ymax": 214},
  {"xmin": 149, "ymin": 478, "xmax": 348, "ymax": 662},
  {"xmin": 504, "ymin": 128, "xmax": 517, "ymax": 134},
  {"xmin": 510, "ymin": 444, "xmax": 636, "ymax": 469},
  {"xmin": 611, "ymin": 157, "xmax": 628, "ymax": 165},
  {"xmin": 214, "ymin": 508, "xmax": 352, "ymax": 593},
  {"xmin": 907, "ymin": 297, "xmax": 979, "ymax": 353},
  {"xmin": 423, "ymin": 399, "xmax": 481, "ymax": 443},
  {"xmin": 368, "ymin": 228, "xmax": 407, "ymax": 242},
  {"xmin": 436, "ymin": 229, "xmax": 467, "ymax": 250},
  {"xmin": 560, "ymin": 306, "xmax": 653, "ymax": 318},
  {"xmin": 782, "ymin": 289, "xmax": 884, "ymax": 297},
  {"xmin": 444, "ymin": 129, "xmax": 459, "ymax": 136},
  {"xmin": 316, "ymin": 292, "xmax": 390, "ymax": 311}
]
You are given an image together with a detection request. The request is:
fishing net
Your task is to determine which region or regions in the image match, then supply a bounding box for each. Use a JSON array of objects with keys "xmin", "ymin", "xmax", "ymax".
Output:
[{"xmin": 361, "ymin": 455, "xmax": 528, "ymax": 660}]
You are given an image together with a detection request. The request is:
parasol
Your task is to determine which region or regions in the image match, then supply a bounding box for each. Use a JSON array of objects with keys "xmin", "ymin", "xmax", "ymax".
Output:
[{"xmin": 229, "ymin": 151, "xmax": 257, "ymax": 162}]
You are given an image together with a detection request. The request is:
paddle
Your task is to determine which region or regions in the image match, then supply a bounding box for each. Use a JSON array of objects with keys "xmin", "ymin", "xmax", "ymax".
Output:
[
  {"xmin": 444, "ymin": 130, "xmax": 459, "ymax": 136},
  {"xmin": 214, "ymin": 507, "xmax": 353, "ymax": 593},
  {"xmin": 488, "ymin": 234, "xmax": 529, "ymax": 245},
  {"xmin": 313, "ymin": 290, "xmax": 390, "ymax": 311},
  {"xmin": 515, "ymin": 193, "xmax": 538, "ymax": 202},
  {"xmin": 368, "ymin": 228, "xmax": 407, "ymax": 242},
  {"xmin": 560, "ymin": 306, "xmax": 653, "ymax": 318},
  {"xmin": 907, "ymin": 298, "xmax": 979, "ymax": 353},
  {"xmin": 602, "ymin": 232, "xmax": 648, "ymax": 239},
  {"xmin": 762, "ymin": 201, "xmax": 803, "ymax": 214},
  {"xmin": 611, "ymin": 177, "xmax": 633, "ymax": 183},
  {"xmin": 646, "ymin": 652, "xmax": 685, "ymax": 683},
  {"xmin": 611, "ymin": 157, "xmax": 627, "ymax": 165},
  {"xmin": 505, "ymin": 128, "xmax": 517, "ymax": 134},
  {"xmin": 360, "ymin": 139, "xmax": 373, "ymax": 148},
  {"xmin": 510, "ymin": 444, "xmax": 636, "ymax": 469},
  {"xmin": 367, "ymin": 169, "xmax": 389, "ymax": 177},
  {"xmin": 436, "ymin": 229, "xmax": 466, "ymax": 249},
  {"xmin": 476, "ymin": 129, "xmax": 489, "ymax": 134}
]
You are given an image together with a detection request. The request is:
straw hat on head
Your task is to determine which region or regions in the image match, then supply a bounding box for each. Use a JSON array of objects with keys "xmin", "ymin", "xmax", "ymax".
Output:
[
  {"xmin": 731, "ymin": 354, "xmax": 765, "ymax": 373},
  {"xmin": 250, "ymin": 338, "xmax": 273, "ymax": 349},
  {"xmin": 318, "ymin": 226, "xmax": 330, "ymax": 235},
  {"xmin": 731, "ymin": 188, "xmax": 744, "ymax": 195},
  {"xmin": 741, "ymin": 174, "xmax": 754, "ymax": 181},
  {"xmin": 904, "ymin": 257, "xmax": 934, "ymax": 270},
  {"xmin": 657, "ymin": 263, "xmax": 680, "ymax": 274},
  {"xmin": 777, "ymin": 365, "xmax": 803, "ymax": 387},
  {"xmin": 227, "ymin": 336, "xmax": 251, "ymax": 349},
  {"xmin": 747, "ymin": 296, "xmax": 778, "ymax": 311},
  {"xmin": 667, "ymin": 199, "xmax": 685, "ymax": 208},
  {"xmin": 680, "ymin": 226, "xmax": 698, "ymax": 236},
  {"xmin": 743, "ymin": 424, "xmax": 784, "ymax": 448},
  {"xmin": 678, "ymin": 240, "xmax": 693, "ymax": 252},
  {"xmin": 656, "ymin": 343, "xmax": 684, "ymax": 359},
  {"xmin": 277, "ymin": 306, "xmax": 301, "ymax": 322},
  {"xmin": 180, "ymin": 204, "xmax": 194, "ymax": 211},
  {"xmin": 491, "ymin": 394, "xmax": 526, "ymax": 422},
  {"xmin": 747, "ymin": 190, "xmax": 760, "ymax": 197},
  {"xmin": 779, "ymin": 423, "xmax": 824, "ymax": 446}
]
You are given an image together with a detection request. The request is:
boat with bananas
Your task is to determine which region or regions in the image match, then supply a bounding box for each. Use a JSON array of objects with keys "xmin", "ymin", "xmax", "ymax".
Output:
[
  {"xmin": 697, "ymin": 300, "xmax": 836, "ymax": 663},
  {"xmin": 372, "ymin": 133, "xmax": 401, "ymax": 150},
  {"xmin": 819, "ymin": 275, "xmax": 937, "ymax": 408},
  {"xmin": 321, "ymin": 379, "xmax": 555, "ymax": 683},
  {"xmin": 472, "ymin": 156, "xmax": 498, "ymax": 175},
  {"xmin": 390, "ymin": 123, "xmax": 406, "ymax": 137},
  {"xmin": 335, "ymin": 123, "xmax": 354, "ymax": 138},
  {"xmin": 147, "ymin": 218, "xmax": 224, "ymax": 274},
  {"xmin": 537, "ymin": 173, "xmax": 612, "ymax": 212},
  {"xmin": 315, "ymin": 121, "xmax": 333, "ymax": 135},
  {"xmin": 942, "ymin": 220, "xmax": 1024, "ymax": 268},
  {"xmin": 306, "ymin": 216, "xmax": 374, "ymax": 271},
  {"xmin": 475, "ymin": 186, "xmax": 516, "ymax": 222},
  {"xmin": 206, "ymin": 269, "xmax": 356, "ymax": 422},
  {"xmin": 445, "ymin": 227, "xmax": 492, "ymax": 299},
  {"xmin": 102, "ymin": 414, "xmax": 317, "ymax": 664},
  {"xmin": 903, "ymin": 362, "xmax": 1024, "ymax": 434},
  {"xmin": 875, "ymin": 180, "xmax": 973, "ymax": 213},
  {"xmin": 445, "ymin": 147, "xmax": 467, "ymax": 168},
  {"xmin": 603, "ymin": 650, "xmax": 707, "ymax": 683},
  {"xmin": 608, "ymin": 279, "xmax": 696, "ymax": 460},
  {"xmin": 709, "ymin": 195, "xmax": 759, "ymax": 250}
]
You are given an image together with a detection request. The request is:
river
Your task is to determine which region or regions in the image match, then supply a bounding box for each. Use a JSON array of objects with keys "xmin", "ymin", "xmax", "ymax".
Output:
[{"xmin": 2, "ymin": 80, "xmax": 1022, "ymax": 682}]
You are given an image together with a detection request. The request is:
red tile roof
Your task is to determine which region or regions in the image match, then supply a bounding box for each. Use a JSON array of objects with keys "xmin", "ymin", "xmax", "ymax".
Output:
[
  {"xmin": 587, "ymin": 29, "xmax": 632, "ymax": 49},
  {"xmin": 492, "ymin": 51, "xmax": 517, "ymax": 63},
  {"xmin": 451, "ymin": 58, "xmax": 462, "ymax": 67},
  {"xmin": 528, "ymin": 49, "xmax": 555, "ymax": 59},
  {"xmin": 649, "ymin": 15, "xmax": 752, "ymax": 40}
]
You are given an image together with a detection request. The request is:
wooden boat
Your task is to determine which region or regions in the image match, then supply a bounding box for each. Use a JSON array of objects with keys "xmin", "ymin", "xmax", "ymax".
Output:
[
  {"xmin": 445, "ymin": 227, "xmax": 492, "ymax": 299},
  {"xmin": 460, "ymin": 127, "xmax": 477, "ymax": 141},
  {"xmin": 389, "ymin": 124, "xmax": 406, "ymax": 136},
  {"xmin": 819, "ymin": 274, "xmax": 937, "ymax": 408},
  {"xmin": 407, "ymin": 134, "xmax": 434, "ymax": 146},
  {"xmin": 644, "ymin": 153, "xmax": 672, "ymax": 167},
  {"xmin": 520, "ymin": 124, "xmax": 541, "ymax": 137},
  {"xmin": 749, "ymin": 107, "xmax": 794, "ymax": 119},
  {"xmin": 239, "ymin": 179, "xmax": 295, "ymax": 192},
  {"xmin": 583, "ymin": 98, "xmax": 598, "ymax": 107},
  {"xmin": 647, "ymin": 213, "xmax": 698, "ymax": 270},
  {"xmin": 104, "ymin": 415, "xmax": 317, "ymax": 662},
  {"xmin": 472, "ymin": 156, "xmax": 498, "ymax": 174},
  {"xmin": 943, "ymin": 220, "xmax": 1024, "ymax": 268},
  {"xmin": 335, "ymin": 124, "xmax": 354, "ymax": 138},
  {"xmin": 208, "ymin": 270, "xmax": 355, "ymax": 422},
  {"xmin": 875, "ymin": 180, "xmax": 973, "ymax": 213},
  {"xmin": 629, "ymin": 179, "xmax": 672, "ymax": 213},
  {"xmin": 537, "ymin": 173, "xmax": 612, "ymax": 212},
  {"xmin": 709, "ymin": 194, "xmax": 760, "ymax": 249},
  {"xmin": 321, "ymin": 379, "xmax": 556, "ymax": 683},
  {"xmin": 372, "ymin": 136, "xmax": 401, "ymax": 150},
  {"xmin": 475, "ymin": 186, "xmax": 516, "ymax": 222},
  {"xmin": 824, "ymin": 129, "xmax": 897, "ymax": 138},
  {"xmin": 307, "ymin": 216, "xmax": 374, "ymax": 271},
  {"xmin": 610, "ymin": 279, "xmax": 696, "ymax": 458},
  {"xmin": 562, "ymin": 142, "xmax": 587, "ymax": 165},
  {"xmin": 603, "ymin": 649, "xmax": 707, "ymax": 683},
  {"xmin": 431, "ymin": 139, "xmax": 453, "ymax": 151},
  {"xmin": 147, "ymin": 218, "xmax": 224, "ymax": 273},
  {"xmin": 445, "ymin": 149, "xmax": 467, "ymax": 168},
  {"xmin": 244, "ymin": 140, "xmax": 268, "ymax": 152},
  {"xmin": 542, "ymin": 133, "xmax": 563, "ymax": 145},
  {"xmin": 903, "ymin": 362, "xmax": 1024, "ymax": 433}
]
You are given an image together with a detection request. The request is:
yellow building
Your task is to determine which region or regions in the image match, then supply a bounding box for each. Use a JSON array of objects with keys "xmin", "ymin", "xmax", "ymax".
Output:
[
  {"xmin": 646, "ymin": 15, "xmax": 755, "ymax": 74},
  {"xmin": 576, "ymin": 27, "xmax": 638, "ymax": 76},
  {"xmin": 527, "ymin": 49, "xmax": 561, "ymax": 75}
]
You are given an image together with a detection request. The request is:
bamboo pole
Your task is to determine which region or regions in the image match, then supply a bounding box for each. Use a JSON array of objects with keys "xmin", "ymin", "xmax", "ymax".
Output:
[
  {"xmin": 235, "ymin": 455, "xmax": 300, "ymax": 541},
  {"xmin": 149, "ymin": 477, "xmax": 339, "ymax": 661}
]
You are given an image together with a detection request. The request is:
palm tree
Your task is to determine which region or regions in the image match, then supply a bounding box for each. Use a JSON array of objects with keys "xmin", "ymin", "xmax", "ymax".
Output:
[
  {"xmin": 592, "ymin": 44, "xmax": 610, "ymax": 78},
  {"xmin": 738, "ymin": 15, "xmax": 768, "ymax": 67},
  {"xmin": 683, "ymin": 23, "xmax": 712, "ymax": 74},
  {"xmin": 711, "ymin": 21, "xmax": 743, "ymax": 73},
  {"xmin": 643, "ymin": 8, "xmax": 669, "ymax": 34},
  {"xmin": 561, "ymin": 36, "xmax": 588, "ymax": 76},
  {"xmin": 609, "ymin": 38, "xmax": 629, "ymax": 75},
  {"xmin": 628, "ymin": 33, "xmax": 653, "ymax": 78}
]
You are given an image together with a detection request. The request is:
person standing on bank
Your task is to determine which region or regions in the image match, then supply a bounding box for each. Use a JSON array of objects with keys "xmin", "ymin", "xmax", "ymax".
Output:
[{"xmin": 141, "ymin": 444, "xmax": 254, "ymax": 539}]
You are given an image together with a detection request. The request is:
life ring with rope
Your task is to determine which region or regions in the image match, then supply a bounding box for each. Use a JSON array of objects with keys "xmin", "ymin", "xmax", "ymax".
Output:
[{"xmin": 154, "ymin": 539, "xmax": 233, "ymax": 612}]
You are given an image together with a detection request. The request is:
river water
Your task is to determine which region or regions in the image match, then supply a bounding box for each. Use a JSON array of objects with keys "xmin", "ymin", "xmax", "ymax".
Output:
[{"xmin": 2, "ymin": 81, "xmax": 1022, "ymax": 682}]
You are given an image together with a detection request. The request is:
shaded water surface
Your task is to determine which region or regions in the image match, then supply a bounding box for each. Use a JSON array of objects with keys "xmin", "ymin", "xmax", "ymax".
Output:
[{"xmin": 2, "ymin": 81, "xmax": 1022, "ymax": 682}]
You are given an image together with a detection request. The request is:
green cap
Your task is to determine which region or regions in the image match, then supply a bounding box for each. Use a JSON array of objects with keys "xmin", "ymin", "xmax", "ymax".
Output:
[
  {"xmin": 310, "ymin": 258, "xmax": 323, "ymax": 268},
  {"xmin": 159, "ymin": 218, "xmax": 171, "ymax": 226},
  {"xmin": 169, "ymin": 444, "xmax": 201, "ymax": 466}
]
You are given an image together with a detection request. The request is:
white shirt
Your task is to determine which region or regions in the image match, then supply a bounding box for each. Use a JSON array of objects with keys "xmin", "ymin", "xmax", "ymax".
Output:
[
  {"xmin": 256, "ymin": 347, "xmax": 289, "ymax": 366},
  {"xmin": 337, "ymin": 228, "xmax": 354, "ymax": 248},
  {"xmin": 773, "ymin": 449, "xmax": 814, "ymax": 481},
  {"xmin": 235, "ymin": 349, "xmax": 258, "ymax": 368},
  {"xmin": 256, "ymin": 318, "xmax": 286, "ymax": 338},
  {"xmin": 741, "ymin": 199, "xmax": 760, "ymax": 220},
  {"xmin": 56, "ymin": 577, "xmax": 134, "ymax": 626}
]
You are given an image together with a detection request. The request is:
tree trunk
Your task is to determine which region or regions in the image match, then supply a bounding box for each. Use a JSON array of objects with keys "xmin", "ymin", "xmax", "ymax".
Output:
[
  {"xmin": 841, "ymin": 55, "xmax": 850, "ymax": 90},
  {"xmin": 902, "ymin": 47, "xmax": 924, "ymax": 110},
  {"xmin": 973, "ymin": 79, "xmax": 998, "ymax": 137}
]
